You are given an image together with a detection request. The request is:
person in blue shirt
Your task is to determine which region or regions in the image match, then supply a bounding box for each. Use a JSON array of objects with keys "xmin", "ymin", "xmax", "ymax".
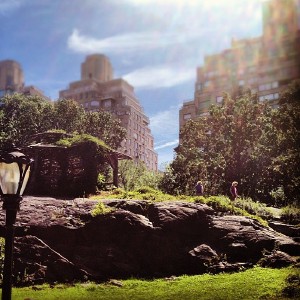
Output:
[{"xmin": 195, "ymin": 181, "xmax": 204, "ymax": 196}]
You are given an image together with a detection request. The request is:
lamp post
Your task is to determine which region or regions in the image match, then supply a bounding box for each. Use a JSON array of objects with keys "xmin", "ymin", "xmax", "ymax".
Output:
[{"xmin": 0, "ymin": 148, "xmax": 33, "ymax": 300}]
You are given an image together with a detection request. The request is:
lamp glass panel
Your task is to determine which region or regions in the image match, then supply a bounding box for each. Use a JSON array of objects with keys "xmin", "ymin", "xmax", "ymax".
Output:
[
  {"xmin": 20, "ymin": 164, "xmax": 31, "ymax": 195},
  {"xmin": 0, "ymin": 162, "xmax": 20, "ymax": 194}
]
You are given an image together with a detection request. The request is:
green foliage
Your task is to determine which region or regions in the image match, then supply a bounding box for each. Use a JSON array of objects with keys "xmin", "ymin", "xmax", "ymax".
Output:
[
  {"xmin": 0, "ymin": 94, "xmax": 126, "ymax": 150},
  {"xmin": 234, "ymin": 198, "xmax": 274, "ymax": 220},
  {"xmin": 92, "ymin": 189, "xmax": 268, "ymax": 226},
  {"xmin": 281, "ymin": 205, "xmax": 300, "ymax": 225},
  {"xmin": 91, "ymin": 187, "xmax": 179, "ymax": 202},
  {"xmin": 194, "ymin": 195, "xmax": 268, "ymax": 226},
  {"xmin": 118, "ymin": 160, "xmax": 162, "ymax": 191},
  {"xmin": 271, "ymin": 80, "xmax": 300, "ymax": 204},
  {"xmin": 97, "ymin": 173, "xmax": 106, "ymax": 190},
  {"xmin": 11, "ymin": 267, "xmax": 298, "ymax": 300},
  {"xmin": 0, "ymin": 93, "xmax": 54, "ymax": 148},
  {"xmin": 53, "ymin": 99, "xmax": 85, "ymax": 133},
  {"xmin": 160, "ymin": 81, "xmax": 300, "ymax": 207},
  {"xmin": 91, "ymin": 201, "xmax": 114, "ymax": 217},
  {"xmin": 55, "ymin": 133, "xmax": 111, "ymax": 150},
  {"xmin": 269, "ymin": 186, "xmax": 287, "ymax": 207},
  {"xmin": 281, "ymin": 272, "xmax": 300, "ymax": 299},
  {"xmin": 83, "ymin": 111, "xmax": 126, "ymax": 149}
]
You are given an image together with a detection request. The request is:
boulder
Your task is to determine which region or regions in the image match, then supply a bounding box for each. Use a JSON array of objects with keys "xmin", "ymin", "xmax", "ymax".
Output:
[
  {"xmin": 13, "ymin": 235, "xmax": 90, "ymax": 285},
  {"xmin": 0, "ymin": 196, "xmax": 299, "ymax": 284}
]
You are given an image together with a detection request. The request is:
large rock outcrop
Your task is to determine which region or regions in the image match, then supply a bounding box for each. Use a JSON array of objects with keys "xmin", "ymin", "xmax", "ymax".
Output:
[{"xmin": 0, "ymin": 196, "xmax": 299, "ymax": 285}]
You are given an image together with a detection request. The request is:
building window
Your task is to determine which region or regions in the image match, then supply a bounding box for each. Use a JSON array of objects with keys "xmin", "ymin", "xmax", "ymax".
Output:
[
  {"xmin": 203, "ymin": 81, "xmax": 211, "ymax": 88},
  {"xmin": 205, "ymin": 71, "xmax": 218, "ymax": 78},
  {"xmin": 90, "ymin": 100, "xmax": 99, "ymax": 107},
  {"xmin": 238, "ymin": 80, "xmax": 245, "ymax": 86},
  {"xmin": 259, "ymin": 93, "xmax": 279, "ymax": 102},
  {"xmin": 248, "ymin": 77, "xmax": 258, "ymax": 84},
  {"xmin": 199, "ymin": 112, "xmax": 210, "ymax": 117},
  {"xmin": 216, "ymin": 96, "xmax": 223, "ymax": 103},
  {"xmin": 183, "ymin": 113, "xmax": 192, "ymax": 120},
  {"xmin": 104, "ymin": 99, "xmax": 111, "ymax": 107},
  {"xmin": 259, "ymin": 81, "xmax": 278, "ymax": 91}
]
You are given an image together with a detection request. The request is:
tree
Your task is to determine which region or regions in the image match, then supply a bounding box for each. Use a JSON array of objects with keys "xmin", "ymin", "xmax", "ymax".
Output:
[
  {"xmin": 83, "ymin": 110, "xmax": 126, "ymax": 149},
  {"xmin": 160, "ymin": 91, "xmax": 277, "ymax": 201},
  {"xmin": 53, "ymin": 99, "xmax": 85, "ymax": 133},
  {"xmin": 0, "ymin": 93, "xmax": 54, "ymax": 148},
  {"xmin": 271, "ymin": 80, "xmax": 300, "ymax": 204},
  {"xmin": 0, "ymin": 95, "xmax": 126, "ymax": 151},
  {"xmin": 118, "ymin": 160, "xmax": 161, "ymax": 191}
]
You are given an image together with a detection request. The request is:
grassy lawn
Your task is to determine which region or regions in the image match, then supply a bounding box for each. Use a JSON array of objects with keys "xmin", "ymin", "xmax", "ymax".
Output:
[{"xmin": 10, "ymin": 267, "xmax": 299, "ymax": 300}]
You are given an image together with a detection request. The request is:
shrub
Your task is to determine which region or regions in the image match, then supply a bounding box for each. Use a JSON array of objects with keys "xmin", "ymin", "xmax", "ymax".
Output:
[
  {"xmin": 234, "ymin": 198, "xmax": 274, "ymax": 220},
  {"xmin": 91, "ymin": 201, "xmax": 114, "ymax": 217},
  {"xmin": 135, "ymin": 186, "xmax": 159, "ymax": 194},
  {"xmin": 194, "ymin": 196, "xmax": 268, "ymax": 226},
  {"xmin": 269, "ymin": 186, "xmax": 287, "ymax": 207},
  {"xmin": 281, "ymin": 205, "xmax": 300, "ymax": 225},
  {"xmin": 97, "ymin": 173, "xmax": 106, "ymax": 190}
]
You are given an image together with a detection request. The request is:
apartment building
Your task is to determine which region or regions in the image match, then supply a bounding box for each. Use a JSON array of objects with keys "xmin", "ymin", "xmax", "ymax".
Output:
[
  {"xmin": 179, "ymin": 0, "xmax": 300, "ymax": 129},
  {"xmin": 0, "ymin": 59, "xmax": 49, "ymax": 99},
  {"xmin": 59, "ymin": 54, "xmax": 158, "ymax": 171}
]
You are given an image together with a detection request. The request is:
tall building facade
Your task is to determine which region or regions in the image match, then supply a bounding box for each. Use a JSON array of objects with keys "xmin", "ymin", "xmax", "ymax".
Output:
[
  {"xmin": 179, "ymin": 0, "xmax": 300, "ymax": 129},
  {"xmin": 59, "ymin": 54, "xmax": 158, "ymax": 171},
  {"xmin": 0, "ymin": 59, "xmax": 49, "ymax": 99},
  {"xmin": 0, "ymin": 60, "xmax": 24, "ymax": 95}
]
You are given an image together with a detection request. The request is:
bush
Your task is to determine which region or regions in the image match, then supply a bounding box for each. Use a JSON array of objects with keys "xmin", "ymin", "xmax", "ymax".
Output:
[
  {"xmin": 194, "ymin": 196, "xmax": 268, "ymax": 226},
  {"xmin": 234, "ymin": 198, "xmax": 274, "ymax": 220},
  {"xmin": 135, "ymin": 186, "xmax": 159, "ymax": 194},
  {"xmin": 281, "ymin": 205, "xmax": 300, "ymax": 225},
  {"xmin": 90, "ymin": 191, "xmax": 268, "ymax": 226},
  {"xmin": 91, "ymin": 201, "xmax": 114, "ymax": 217},
  {"xmin": 269, "ymin": 186, "xmax": 287, "ymax": 207}
]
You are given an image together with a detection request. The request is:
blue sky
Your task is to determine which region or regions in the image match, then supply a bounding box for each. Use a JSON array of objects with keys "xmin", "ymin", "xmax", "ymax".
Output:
[{"xmin": 1, "ymin": 0, "xmax": 299, "ymax": 169}]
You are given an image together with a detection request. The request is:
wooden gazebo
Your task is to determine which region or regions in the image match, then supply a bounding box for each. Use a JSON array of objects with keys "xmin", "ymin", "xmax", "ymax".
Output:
[{"xmin": 24, "ymin": 132, "xmax": 131, "ymax": 197}]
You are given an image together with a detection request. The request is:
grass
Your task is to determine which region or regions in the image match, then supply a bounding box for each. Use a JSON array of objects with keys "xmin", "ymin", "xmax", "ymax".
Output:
[
  {"xmin": 10, "ymin": 267, "xmax": 299, "ymax": 300},
  {"xmin": 91, "ymin": 189, "xmax": 269, "ymax": 226}
]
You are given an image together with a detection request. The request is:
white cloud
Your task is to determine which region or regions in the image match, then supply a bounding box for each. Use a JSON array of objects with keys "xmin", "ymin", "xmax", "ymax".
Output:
[
  {"xmin": 123, "ymin": 65, "xmax": 195, "ymax": 89},
  {"xmin": 67, "ymin": 29, "xmax": 202, "ymax": 54},
  {"xmin": 150, "ymin": 105, "xmax": 179, "ymax": 136},
  {"xmin": 155, "ymin": 139, "xmax": 179, "ymax": 150}
]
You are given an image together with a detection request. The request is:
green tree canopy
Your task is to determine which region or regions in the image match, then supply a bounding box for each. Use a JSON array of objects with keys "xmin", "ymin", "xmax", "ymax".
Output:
[
  {"xmin": 271, "ymin": 80, "xmax": 300, "ymax": 203},
  {"xmin": 0, "ymin": 94, "xmax": 126, "ymax": 150},
  {"xmin": 83, "ymin": 111, "xmax": 126, "ymax": 149},
  {"xmin": 0, "ymin": 93, "xmax": 54, "ymax": 147},
  {"xmin": 160, "ymin": 81, "xmax": 300, "ymax": 205}
]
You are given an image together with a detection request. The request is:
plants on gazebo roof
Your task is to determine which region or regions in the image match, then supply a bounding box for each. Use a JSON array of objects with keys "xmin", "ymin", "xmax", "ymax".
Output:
[{"xmin": 55, "ymin": 133, "xmax": 113, "ymax": 158}]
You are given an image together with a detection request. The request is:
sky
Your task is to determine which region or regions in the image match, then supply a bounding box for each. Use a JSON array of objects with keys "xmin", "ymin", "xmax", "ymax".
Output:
[{"xmin": 1, "ymin": 0, "xmax": 299, "ymax": 169}]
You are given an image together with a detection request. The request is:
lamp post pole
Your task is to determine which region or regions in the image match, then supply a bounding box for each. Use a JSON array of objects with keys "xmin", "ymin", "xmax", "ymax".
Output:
[
  {"xmin": 2, "ymin": 197, "xmax": 21, "ymax": 300},
  {"xmin": 0, "ymin": 148, "xmax": 33, "ymax": 300}
]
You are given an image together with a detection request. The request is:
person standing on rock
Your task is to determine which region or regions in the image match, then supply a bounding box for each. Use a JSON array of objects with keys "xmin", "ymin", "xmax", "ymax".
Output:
[
  {"xmin": 230, "ymin": 181, "xmax": 238, "ymax": 201},
  {"xmin": 195, "ymin": 181, "xmax": 204, "ymax": 196}
]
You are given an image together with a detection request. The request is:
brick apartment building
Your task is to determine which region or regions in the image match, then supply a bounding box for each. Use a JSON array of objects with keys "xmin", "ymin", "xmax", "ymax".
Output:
[
  {"xmin": 179, "ymin": 0, "xmax": 300, "ymax": 129},
  {"xmin": 59, "ymin": 54, "xmax": 158, "ymax": 171},
  {"xmin": 0, "ymin": 59, "xmax": 49, "ymax": 99}
]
